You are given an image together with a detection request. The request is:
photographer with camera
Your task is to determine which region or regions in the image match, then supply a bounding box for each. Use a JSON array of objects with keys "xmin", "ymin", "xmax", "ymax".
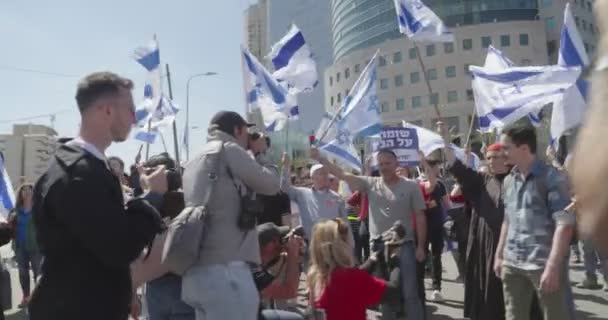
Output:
[
  {"xmin": 181, "ymin": 111, "xmax": 280, "ymax": 320},
  {"xmin": 130, "ymin": 152, "xmax": 194, "ymax": 320},
  {"xmin": 253, "ymin": 223, "xmax": 304, "ymax": 320}
]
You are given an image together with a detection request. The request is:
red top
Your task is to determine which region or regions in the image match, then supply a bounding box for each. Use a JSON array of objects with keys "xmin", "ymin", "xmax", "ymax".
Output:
[
  {"xmin": 449, "ymin": 193, "xmax": 466, "ymax": 204},
  {"xmin": 314, "ymin": 268, "xmax": 386, "ymax": 320},
  {"xmin": 347, "ymin": 191, "xmax": 369, "ymax": 220}
]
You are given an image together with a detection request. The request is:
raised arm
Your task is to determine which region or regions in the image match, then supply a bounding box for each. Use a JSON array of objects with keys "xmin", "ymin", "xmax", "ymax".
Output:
[{"xmin": 310, "ymin": 147, "xmax": 369, "ymax": 192}]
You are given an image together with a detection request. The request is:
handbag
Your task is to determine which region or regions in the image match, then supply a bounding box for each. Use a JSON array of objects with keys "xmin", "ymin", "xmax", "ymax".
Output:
[{"xmin": 161, "ymin": 143, "xmax": 224, "ymax": 275}]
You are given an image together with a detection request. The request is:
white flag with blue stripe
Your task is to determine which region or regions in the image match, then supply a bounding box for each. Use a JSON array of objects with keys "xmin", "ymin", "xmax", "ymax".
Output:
[
  {"xmin": 401, "ymin": 121, "xmax": 481, "ymax": 169},
  {"xmin": 393, "ymin": 0, "xmax": 454, "ymax": 42},
  {"xmin": 0, "ymin": 154, "xmax": 15, "ymax": 221},
  {"xmin": 132, "ymin": 38, "xmax": 179, "ymax": 144},
  {"xmin": 551, "ymin": 3, "xmax": 589, "ymax": 147},
  {"xmin": 267, "ymin": 25, "xmax": 318, "ymax": 94},
  {"xmin": 476, "ymin": 46, "xmax": 543, "ymax": 132},
  {"xmin": 318, "ymin": 51, "xmax": 383, "ymax": 170},
  {"xmin": 471, "ymin": 65, "xmax": 581, "ymax": 133},
  {"xmin": 242, "ymin": 46, "xmax": 298, "ymax": 132}
]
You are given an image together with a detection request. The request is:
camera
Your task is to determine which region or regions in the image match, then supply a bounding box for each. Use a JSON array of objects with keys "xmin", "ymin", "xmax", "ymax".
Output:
[
  {"xmin": 143, "ymin": 153, "xmax": 182, "ymax": 192},
  {"xmin": 237, "ymin": 195, "xmax": 265, "ymax": 231}
]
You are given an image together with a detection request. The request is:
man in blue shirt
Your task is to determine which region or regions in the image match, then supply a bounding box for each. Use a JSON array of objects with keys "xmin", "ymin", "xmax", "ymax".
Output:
[{"xmin": 495, "ymin": 126, "xmax": 576, "ymax": 320}]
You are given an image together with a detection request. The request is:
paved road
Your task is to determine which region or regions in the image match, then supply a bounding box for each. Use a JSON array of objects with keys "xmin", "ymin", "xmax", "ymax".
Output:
[{"xmin": 1, "ymin": 251, "xmax": 606, "ymax": 319}]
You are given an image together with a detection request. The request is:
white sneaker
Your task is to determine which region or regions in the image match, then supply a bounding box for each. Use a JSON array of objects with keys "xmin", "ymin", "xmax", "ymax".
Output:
[{"xmin": 431, "ymin": 290, "xmax": 443, "ymax": 302}]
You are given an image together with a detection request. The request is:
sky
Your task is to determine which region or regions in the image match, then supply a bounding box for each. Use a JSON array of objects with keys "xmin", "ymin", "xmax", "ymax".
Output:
[{"xmin": 0, "ymin": 0, "xmax": 256, "ymax": 166}]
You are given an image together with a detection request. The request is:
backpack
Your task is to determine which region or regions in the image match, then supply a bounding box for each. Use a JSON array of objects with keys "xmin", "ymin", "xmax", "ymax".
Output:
[{"xmin": 161, "ymin": 144, "xmax": 224, "ymax": 275}]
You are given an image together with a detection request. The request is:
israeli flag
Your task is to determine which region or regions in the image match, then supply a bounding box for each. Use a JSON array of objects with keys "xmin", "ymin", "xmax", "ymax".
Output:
[
  {"xmin": 242, "ymin": 46, "xmax": 298, "ymax": 132},
  {"xmin": 132, "ymin": 38, "xmax": 179, "ymax": 143},
  {"xmin": 393, "ymin": 0, "xmax": 454, "ymax": 42},
  {"xmin": 551, "ymin": 3, "xmax": 590, "ymax": 147},
  {"xmin": 318, "ymin": 51, "xmax": 383, "ymax": 170},
  {"xmin": 267, "ymin": 25, "xmax": 318, "ymax": 94},
  {"xmin": 471, "ymin": 65, "xmax": 581, "ymax": 133},
  {"xmin": 401, "ymin": 121, "xmax": 481, "ymax": 169},
  {"xmin": 476, "ymin": 46, "xmax": 543, "ymax": 131},
  {"xmin": 0, "ymin": 154, "xmax": 15, "ymax": 220}
]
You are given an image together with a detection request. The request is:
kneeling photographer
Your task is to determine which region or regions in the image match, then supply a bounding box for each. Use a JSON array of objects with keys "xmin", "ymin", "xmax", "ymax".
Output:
[{"xmin": 253, "ymin": 223, "xmax": 305, "ymax": 320}]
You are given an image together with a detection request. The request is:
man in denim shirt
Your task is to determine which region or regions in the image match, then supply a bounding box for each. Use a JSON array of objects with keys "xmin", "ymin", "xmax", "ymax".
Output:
[{"xmin": 494, "ymin": 126, "xmax": 576, "ymax": 320}]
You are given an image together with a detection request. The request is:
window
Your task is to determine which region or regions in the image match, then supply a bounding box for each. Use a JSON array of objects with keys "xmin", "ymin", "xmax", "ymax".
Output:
[
  {"xmin": 329, "ymin": 76, "xmax": 333, "ymax": 86},
  {"xmin": 445, "ymin": 66, "xmax": 456, "ymax": 78},
  {"xmin": 547, "ymin": 40, "xmax": 557, "ymax": 56},
  {"xmin": 447, "ymin": 90, "xmax": 458, "ymax": 103},
  {"xmin": 429, "ymin": 93, "xmax": 439, "ymax": 105},
  {"xmin": 345, "ymin": 89, "xmax": 350, "ymax": 97},
  {"xmin": 466, "ymin": 89, "xmax": 474, "ymax": 101},
  {"xmin": 354, "ymin": 64, "xmax": 361, "ymax": 73},
  {"xmin": 379, "ymin": 56, "xmax": 387, "ymax": 67},
  {"xmin": 410, "ymin": 72, "xmax": 420, "ymax": 83},
  {"xmin": 542, "ymin": 0, "xmax": 552, "ymax": 7},
  {"xmin": 590, "ymin": 23, "xmax": 595, "ymax": 35},
  {"xmin": 582, "ymin": 20, "xmax": 587, "ymax": 31},
  {"xmin": 396, "ymin": 98, "xmax": 406, "ymax": 111},
  {"xmin": 464, "ymin": 64, "xmax": 471, "ymax": 74},
  {"xmin": 393, "ymin": 51, "xmax": 402, "ymax": 64},
  {"xmin": 412, "ymin": 96, "xmax": 422, "ymax": 108},
  {"xmin": 409, "ymin": 48, "xmax": 417, "ymax": 59},
  {"xmin": 345, "ymin": 68, "xmax": 350, "ymax": 79},
  {"xmin": 381, "ymin": 102, "xmax": 389, "ymax": 113},
  {"xmin": 463, "ymin": 39, "xmax": 473, "ymax": 50},
  {"xmin": 575, "ymin": 16, "xmax": 580, "ymax": 27},
  {"xmin": 545, "ymin": 17, "xmax": 555, "ymax": 31},
  {"xmin": 410, "ymin": 120, "xmax": 423, "ymax": 127},
  {"xmin": 337, "ymin": 93, "xmax": 341, "ymax": 103},
  {"xmin": 444, "ymin": 42, "xmax": 454, "ymax": 54},
  {"xmin": 427, "ymin": 69, "xmax": 437, "ymax": 80},
  {"xmin": 500, "ymin": 35, "xmax": 511, "ymax": 47},
  {"xmin": 588, "ymin": 1, "xmax": 592, "ymax": 11},
  {"xmin": 426, "ymin": 44, "xmax": 436, "ymax": 57},
  {"xmin": 521, "ymin": 59, "xmax": 532, "ymax": 66},
  {"xmin": 482, "ymin": 36, "xmax": 492, "ymax": 48},
  {"xmin": 336, "ymin": 72, "xmax": 341, "ymax": 82},
  {"xmin": 584, "ymin": 43, "xmax": 589, "ymax": 53},
  {"xmin": 395, "ymin": 75, "xmax": 404, "ymax": 87},
  {"xmin": 330, "ymin": 96, "xmax": 334, "ymax": 106},
  {"xmin": 380, "ymin": 78, "xmax": 389, "ymax": 89},
  {"xmin": 520, "ymin": 33, "xmax": 529, "ymax": 46}
]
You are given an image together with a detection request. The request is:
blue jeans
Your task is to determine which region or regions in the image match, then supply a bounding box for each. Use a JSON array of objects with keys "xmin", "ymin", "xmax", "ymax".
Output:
[
  {"xmin": 260, "ymin": 309, "xmax": 303, "ymax": 320},
  {"xmin": 182, "ymin": 262, "xmax": 259, "ymax": 320},
  {"xmin": 15, "ymin": 247, "xmax": 42, "ymax": 297},
  {"xmin": 146, "ymin": 274, "xmax": 195, "ymax": 320},
  {"xmin": 582, "ymin": 239, "xmax": 608, "ymax": 280},
  {"xmin": 377, "ymin": 241, "xmax": 425, "ymax": 320}
]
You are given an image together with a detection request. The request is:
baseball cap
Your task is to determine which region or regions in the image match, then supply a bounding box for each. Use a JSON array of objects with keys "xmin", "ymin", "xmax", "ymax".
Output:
[
  {"xmin": 310, "ymin": 164, "xmax": 325, "ymax": 177},
  {"xmin": 257, "ymin": 222, "xmax": 291, "ymax": 247},
  {"xmin": 209, "ymin": 111, "xmax": 254, "ymax": 134}
]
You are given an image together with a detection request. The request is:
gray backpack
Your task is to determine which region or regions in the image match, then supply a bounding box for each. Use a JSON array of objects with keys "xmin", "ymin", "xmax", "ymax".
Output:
[{"xmin": 161, "ymin": 144, "xmax": 224, "ymax": 275}]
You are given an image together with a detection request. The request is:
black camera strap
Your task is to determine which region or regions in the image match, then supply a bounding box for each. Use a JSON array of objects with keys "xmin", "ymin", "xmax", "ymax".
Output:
[{"xmin": 224, "ymin": 160, "xmax": 252, "ymax": 246}]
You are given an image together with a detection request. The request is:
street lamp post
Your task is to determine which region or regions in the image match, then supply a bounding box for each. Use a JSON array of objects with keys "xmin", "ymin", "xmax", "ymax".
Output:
[{"xmin": 186, "ymin": 72, "xmax": 218, "ymax": 161}]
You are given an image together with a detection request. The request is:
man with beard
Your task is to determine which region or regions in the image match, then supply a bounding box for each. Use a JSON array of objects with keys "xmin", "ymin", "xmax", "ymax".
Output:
[{"xmin": 441, "ymin": 125, "xmax": 510, "ymax": 320}]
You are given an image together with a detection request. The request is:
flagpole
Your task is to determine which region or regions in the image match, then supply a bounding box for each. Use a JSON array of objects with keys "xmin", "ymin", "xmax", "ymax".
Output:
[
  {"xmin": 412, "ymin": 41, "xmax": 442, "ymax": 120},
  {"xmin": 317, "ymin": 50, "xmax": 380, "ymax": 144},
  {"xmin": 145, "ymin": 119, "xmax": 152, "ymax": 161},
  {"xmin": 159, "ymin": 130, "xmax": 169, "ymax": 153},
  {"xmin": 165, "ymin": 63, "xmax": 182, "ymax": 172},
  {"xmin": 464, "ymin": 110, "xmax": 477, "ymax": 147}
]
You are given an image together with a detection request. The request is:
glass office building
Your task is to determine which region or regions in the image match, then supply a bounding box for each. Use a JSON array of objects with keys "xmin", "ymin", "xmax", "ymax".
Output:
[{"xmin": 331, "ymin": 0, "xmax": 540, "ymax": 61}]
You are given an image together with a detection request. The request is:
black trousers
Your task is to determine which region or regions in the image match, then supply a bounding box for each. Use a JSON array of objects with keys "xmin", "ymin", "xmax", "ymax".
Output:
[{"xmin": 426, "ymin": 222, "xmax": 445, "ymax": 291}]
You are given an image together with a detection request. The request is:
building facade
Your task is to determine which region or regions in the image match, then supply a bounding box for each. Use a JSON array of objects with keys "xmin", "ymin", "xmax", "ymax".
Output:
[
  {"xmin": 243, "ymin": 0, "xmax": 269, "ymax": 66},
  {"xmin": 324, "ymin": 0, "xmax": 597, "ymax": 136},
  {"xmin": 0, "ymin": 124, "xmax": 58, "ymax": 187}
]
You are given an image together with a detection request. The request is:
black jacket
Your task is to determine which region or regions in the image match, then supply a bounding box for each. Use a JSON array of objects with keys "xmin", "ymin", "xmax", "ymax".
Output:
[{"xmin": 29, "ymin": 144, "xmax": 163, "ymax": 320}]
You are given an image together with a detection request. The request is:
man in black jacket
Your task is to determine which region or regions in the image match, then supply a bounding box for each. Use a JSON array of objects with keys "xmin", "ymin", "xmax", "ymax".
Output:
[{"xmin": 30, "ymin": 72, "xmax": 166, "ymax": 320}]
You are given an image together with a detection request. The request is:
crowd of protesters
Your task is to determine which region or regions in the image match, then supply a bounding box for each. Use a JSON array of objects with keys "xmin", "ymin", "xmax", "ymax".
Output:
[{"xmin": 0, "ymin": 70, "xmax": 601, "ymax": 320}]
